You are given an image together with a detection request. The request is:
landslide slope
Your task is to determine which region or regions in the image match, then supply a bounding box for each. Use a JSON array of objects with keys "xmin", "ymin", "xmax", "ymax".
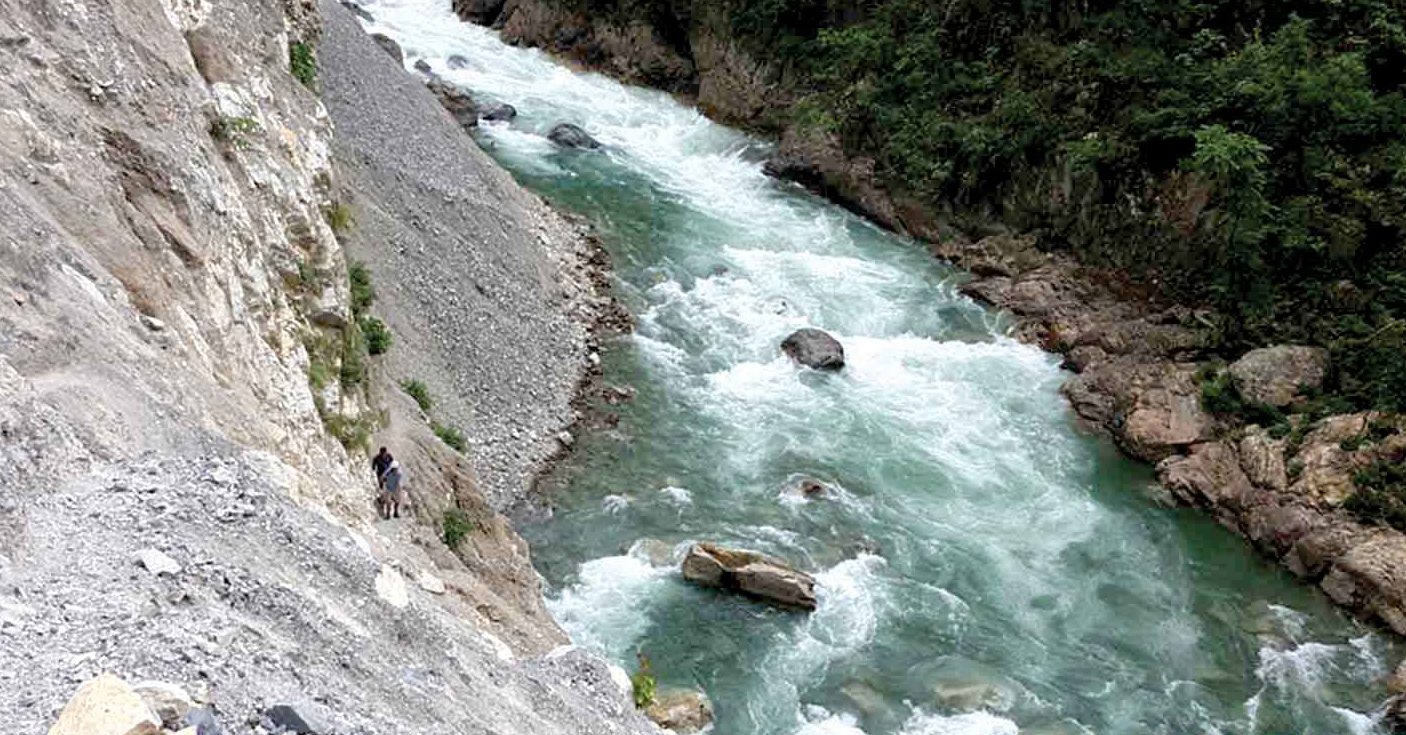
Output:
[{"xmin": 0, "ymin": 0, "xmax": 652, "ymax": 732}]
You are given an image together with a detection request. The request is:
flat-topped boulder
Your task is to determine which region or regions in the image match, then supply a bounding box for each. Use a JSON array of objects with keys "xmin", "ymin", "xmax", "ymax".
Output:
[
  {"xmin": 681, "ymin": 542, "xmax": 817, "ymax": 610},
  {"xmin": 781, "ymin": 328, "xmax": 845, "ymax": 371},
  {"xmin": 1229, "ymin": 345, "xmax": 1329, "ymax": 407}
]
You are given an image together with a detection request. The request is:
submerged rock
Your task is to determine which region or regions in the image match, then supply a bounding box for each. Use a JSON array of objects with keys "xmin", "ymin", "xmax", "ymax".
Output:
[
  {"xmin": 1228, "ymin": 345, "xmax": 1328, "ymax": 408},
  {"xmin": 681, "ymin": 542, "xmax": 817, "ymax": 610},
  {"xmin": 480, "ymin": 103, "xmax": 517, "ymax": 122},
  {"xmin": 781, "ymin": 328, "xmax": 845, "ymax": 371},
  {"xmin": 547, "ymin": 123, "xmax": 600, "ymax": 149},
  {"xmin": 644, "ymin": 689, "xmax": 714, "ymax": 733}
]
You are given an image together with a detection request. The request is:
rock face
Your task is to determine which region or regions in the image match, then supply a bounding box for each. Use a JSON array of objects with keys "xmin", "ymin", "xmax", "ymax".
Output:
[
  {"xmin": 2, "ymin": 0, "xmax": 656, "ymax": 733},
  {"xmin": 781, "ymin": 328, "xmax": 846, "ymax": 371},
  {"xmin": 47, "ymin": 675, "xmax": 161, "ymax": 735},
  {"xmin": 547, "ymin": 122, "xmax": 601, "ymax": 149},
  {"xmin": 1228, "ymin": 345, "xmax": 1329, "ymax": 407},
  {"xmin": 644, "ymin": 689, "xmax": 715, "ymax": 733},
  {"xmin": 681, "ymin": 543, "xmax": 817, "ymax": 610},
  {"xmin": 370, "ymin": 33, "xmax": 405, "ymax": 64}
]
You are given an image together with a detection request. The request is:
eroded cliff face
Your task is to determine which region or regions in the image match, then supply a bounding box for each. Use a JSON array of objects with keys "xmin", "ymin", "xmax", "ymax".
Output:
[{"xmin": 0, "ymin": 0, "xmax": 653, "ymax": 732}]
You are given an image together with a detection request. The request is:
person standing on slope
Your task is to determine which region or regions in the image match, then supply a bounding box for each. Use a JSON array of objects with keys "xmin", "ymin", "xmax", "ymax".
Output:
[
  {"xmin": 381, "ymin": 460, "xmax": 406, "ymax": 520},
  {"xmin": 372, "ymin": 446, "xmax": 393, "ymax": 486}
]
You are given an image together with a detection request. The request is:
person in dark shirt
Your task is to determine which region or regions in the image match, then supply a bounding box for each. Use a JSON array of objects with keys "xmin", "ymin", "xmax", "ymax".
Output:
[{"xmin": 372, "ymin": 447, "xmax": 393, "ymax": 487}]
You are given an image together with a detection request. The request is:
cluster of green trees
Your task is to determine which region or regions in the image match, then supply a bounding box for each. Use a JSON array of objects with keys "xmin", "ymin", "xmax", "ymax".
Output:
[
  {"xmin": 567, "ymin": 0, "xmax": 1406, "ymax": 414},
  {"xmin": 738, "ymin": 0, "xmax": 1406, "ymax": 414}
]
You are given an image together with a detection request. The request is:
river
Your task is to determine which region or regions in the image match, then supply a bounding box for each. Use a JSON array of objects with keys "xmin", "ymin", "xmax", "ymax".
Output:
[{"xmin": 359, "ymin": 3, "xmax": 1395, "ymax": 732}]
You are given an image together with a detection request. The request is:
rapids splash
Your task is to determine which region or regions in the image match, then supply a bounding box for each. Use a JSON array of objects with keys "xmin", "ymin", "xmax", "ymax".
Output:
[{"xmin": 356, "ymin": 2, "xmax": 1398, "ymax": 732}]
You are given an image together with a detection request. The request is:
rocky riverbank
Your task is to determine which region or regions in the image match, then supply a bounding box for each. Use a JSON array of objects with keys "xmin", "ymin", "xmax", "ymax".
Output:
[
  {"xmin": 0, "ymin": 0, "xmax": 655, "ymax": 731},
  {"xmin": 449, "ymin": 0, "xmax": 1406, "ymax": 648}
]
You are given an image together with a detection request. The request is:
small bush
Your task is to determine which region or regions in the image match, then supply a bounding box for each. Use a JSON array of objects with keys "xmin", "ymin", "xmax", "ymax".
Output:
[
  {"xmin": 307, "ymin": 360, "xmax": 333, "ymax": 391},
  {"xmin": 432, "ymin": 422, "xmax": 467, "ymax": 452},
  {"xmin": 361, "ymin": 316, "xmax": 392, "ymax": 355},
  {"xmin": 1198, "ymin": 367, "xmax": 1283, "ymax": 426},
  {"xmin": 349, "ymin": 262, "xmax": 375, "ymax": 318},
  {"xmin": 631, "ymin": 654, "xmax": 657, "ymax": 709},
  {"xmin": 322, "ymin": 411, "xmax": 374, "ymax": 451},
  {"xmin": 210, "ymin": 116, "xmax": 259, "ymax": 148},
  {"xmin": 340, "ymin": 326, "xmax": 367, "ymax": 389},
  {"xmin": 1344, "ymin": 460, "xmax": 1406, "ymax": 532},
  {"xmin": 290, "ymin": 41, "xmax": 317, "ymax": 89},
  {"xmin": 401, "ymin": 379, "xmax": 433, "ymax": 413},
  {"xmin": 443, "ymin": 508, "xmax": 474, "ymax": 548},
  {"xmin": 324, "ymin": 202, "xmax": 355, "ymax": 234}
]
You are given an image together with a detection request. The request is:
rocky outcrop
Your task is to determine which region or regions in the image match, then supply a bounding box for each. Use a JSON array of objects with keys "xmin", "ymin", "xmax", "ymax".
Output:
[
  {"xmin": 681, "ymin": 543, "xmax": 818, "ymax": 610},
  {"xmin": 1228, "ymin": 345, "xmax": 1329, "ymax": 407},
  {"xmin": 548, "ymin": 123, "xmax": 601, "ymax": 149},
  {"xmin": 781, "ymin": 328, "xmax": 846, "ymax": 371},
  {"xmin": 3, "ymin": 0, "xmax": 654, "ymax": 732},
  {"xmin": 644, "ymin": 689, "xmax": 715, "ymax": 733}
]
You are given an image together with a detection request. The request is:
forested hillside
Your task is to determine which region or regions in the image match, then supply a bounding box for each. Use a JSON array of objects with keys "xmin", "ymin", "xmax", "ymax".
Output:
[{"xmin": 533, "ymin": 0, "xmax": 1406, "ymax": 415}]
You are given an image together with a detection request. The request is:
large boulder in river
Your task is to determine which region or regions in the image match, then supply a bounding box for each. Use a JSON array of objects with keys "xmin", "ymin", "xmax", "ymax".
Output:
[
  {"xmin": 644, "ymin": 689, "xmax": 714, "ymax": 733},
  {"xmin": 781, "ymin": 328, "xmax": 845, "ymax": 371},
  {"xmin": 681, "ymin": 543, "xmax": 817, "ymax": 610},
  {"xmin": 547, "ymin": 123, "xmax": 600, "ymax": 149},
  {"xmin": 480, "ymin": 103, "xmax": 517, "ymax": 122},
  {"xmin": 1228, "ymin": 345, "xmax": 1329, "ymax": 408}
]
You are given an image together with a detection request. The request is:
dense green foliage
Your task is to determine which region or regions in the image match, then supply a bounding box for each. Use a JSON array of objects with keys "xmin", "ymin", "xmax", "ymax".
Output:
[
  {"xmin": 1345, "ymin": 458, "xmax": 1406, "ymax": 530},
  {"xmin": 775, "ymin": 0, "xmax": 1406, "ymax": 412},
  {"xmin": 349, "ymin": 262, "xmax": 376, "ymax": 318},
  {"xmin": 565, "ymin": 0, "xmax": 1406, "ymax": 413}
]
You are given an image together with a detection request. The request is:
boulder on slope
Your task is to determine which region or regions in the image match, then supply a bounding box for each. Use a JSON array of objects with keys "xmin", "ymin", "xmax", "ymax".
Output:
[
  {"xmin": 48, "ymin": 674, "xmax": 161, "ymax": 735},
  {"xmin": 681, "ymin": 543, "xmax": 816, "ymax": 610},
  {"xmin": 1228, "ymin": 345, "xmax": 1328, "ymax": 408}
]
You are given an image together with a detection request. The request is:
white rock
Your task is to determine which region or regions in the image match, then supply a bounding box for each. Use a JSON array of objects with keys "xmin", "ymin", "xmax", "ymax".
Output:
[
  {"xmin": 135, "ymin": 549, "xmax": 181, "ymax": 576},
  {"xmin": 374, "ymin": 564, "xmax": 409, "ymax": 609},
  {"xmin": 607, "ymin": 664, "xmax": 633, "ymax": 699},
  {"xmin": 416, "ymin": 571, "xmax": 446, "ymax": 594},
  {"xmin": 132, "ymin": 680, "xmax": 192, "ymax": 724}
]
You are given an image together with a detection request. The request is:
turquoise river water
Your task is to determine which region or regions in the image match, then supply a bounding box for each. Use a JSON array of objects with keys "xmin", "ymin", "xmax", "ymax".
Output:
[{"xmin": 363, "ymin": 3, "xmax": 1398, "ymax": 733}]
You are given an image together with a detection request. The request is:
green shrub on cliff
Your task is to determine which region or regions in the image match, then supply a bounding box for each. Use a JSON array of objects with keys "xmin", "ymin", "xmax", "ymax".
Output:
[
  {"xmin": 290, "ymin": 40, "xmax": 317, "ymax": 89},
  {"xmin": 401, "ymin": 379, "xmax": 434, "ymax": 413},
  {"xmin": 433, "ymin": 422, "xmax": 468, "ymax": 453},
  {"xmin": 443, "ymin": 508, "xmax": 474, "ymax": 548},
  {"xmin": 630, "ymin": 654, "xmax": 657, "ymax": 709},
  {"xmin": 1345, "ymin": 459, "xmax": 1406, "ymax": 531},
  {"xmin": 361, "ymin": 316, "xmax": 393, "ymax": 355}
]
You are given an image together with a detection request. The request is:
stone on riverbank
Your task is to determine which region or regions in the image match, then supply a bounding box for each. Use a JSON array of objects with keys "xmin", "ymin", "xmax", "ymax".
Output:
[
  {"xmin": 781, "ymin": 328, "xmax": 845, "ymax": 371},
  {"xmin": 644, "ymin": 689, "xmax": 714, "ymax": 733},
  {"xmin": 1228, "ymin": 345, "xmax": 1329, "ymax": 408},
  {"xmin": 681, "ymin": 543, "xmax": 817, "ymax": 610},
  {"xmin": 547, "ymin": 123, "xmax": 601, "ymax": 149}
]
